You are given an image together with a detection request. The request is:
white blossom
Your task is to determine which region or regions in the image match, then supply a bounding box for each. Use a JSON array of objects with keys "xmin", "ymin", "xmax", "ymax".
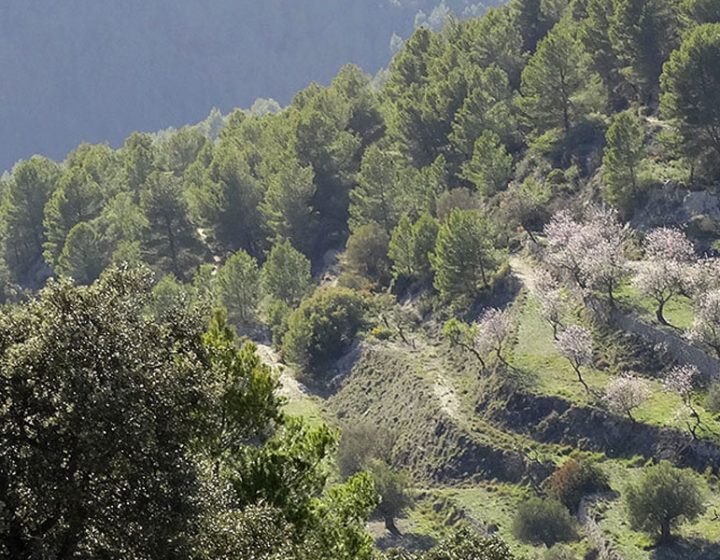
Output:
[
  {"xmin": 605, "ymin": 374, "xmax": 650, "ymax": 421},
  {"xmin": 687, "ymin": 290, "xmax": 720, "ymax": 358},
  {"xmin": 555, "ymin": 324, "xmax": 594, "ymax": 391},
  {"xmin": 543, "ymin": 207, "xmax": 627, "ymax": 302},
  {"xmin": 474, "ymin": 307, "xmax": 514, "ymax": 362},
  {"xmin": 663, "ymin": 364, "xmax": 698, "ymax": 400},
  {"xmin": 644, "ymin": 227, "xmax": 695, "ymax": 263},
  {"xmin": 633, "ymin": 227, "xmax": 696, "ymax": 325}
]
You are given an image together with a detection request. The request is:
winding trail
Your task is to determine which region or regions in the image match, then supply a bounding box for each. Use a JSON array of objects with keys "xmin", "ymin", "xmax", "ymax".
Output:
[{"xmin": 255, "ymin": 342, "xmax": 310, "ymax": 402}]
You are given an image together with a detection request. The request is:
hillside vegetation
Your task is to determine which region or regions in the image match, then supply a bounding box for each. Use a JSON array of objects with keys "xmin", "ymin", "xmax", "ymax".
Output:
[{"xmin": 2, "ymin": 1, "xmax": 720, "ymax": 559}]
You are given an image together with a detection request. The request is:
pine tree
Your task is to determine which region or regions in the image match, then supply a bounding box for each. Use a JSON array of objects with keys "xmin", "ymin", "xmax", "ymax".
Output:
[
  {"xmin": 261, "ymin": 239, "xmax": 311, "ymax": 307},
  {"xmin": 56, "ymin": 222, "xmax": 105, "ymax": 285},
  {"xmin": 519, "ymin": 23, "xmax": 601, "ymax": 136},
  {"xmin": 603, "ymin": 110, "xmax": 645, "ymax": 211},
  {"xmin": 461, "ymin": 131, "xmax": 513, "ymax": 196},
  {"xmin": 215, "ymin": 250, "xmax": 261, "ymax": 325},
  {"xmin": 431, "ymin": 208, "xmax": 499, "ymax": 304},
  {"xmin": 140, "ymin": 171, "xmax": 200, "ymax": 279}
]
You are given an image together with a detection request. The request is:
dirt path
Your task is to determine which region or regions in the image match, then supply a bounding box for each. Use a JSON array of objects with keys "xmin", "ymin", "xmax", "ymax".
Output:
[
  {"xmin": 255, "ymin": 342, "xmax": 310, "ymax": 402},
  {"xmin": 508, "ymin": 255, "xmax": 540, "ymax": 294},
  {"xmin": 578, "ymin": 495, "xmax": 625, "ymax": 560},
  {"xmin": 433, "ymin": 375, "xmax": 462, "ymax": 422}
]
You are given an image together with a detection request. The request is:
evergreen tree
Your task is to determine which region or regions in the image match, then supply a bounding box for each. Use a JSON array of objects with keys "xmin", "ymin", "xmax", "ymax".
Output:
[
  {"xmin": 661, "ymin": 24, "xmax": 720, "ymax": 167},
  {"xmin": 519, "ymin": 23, "xmax": 601, "ymax": 136},
  {"xmin": 461, "ymin": 131, "xmax": 513, "ymax": 196},
  {"xmin": 349, "ymin": 144, "xmax": 403, "ymax": 233},
  {"xmin": 603, "ymin": 110, "xmax": 645, "ymax": 211},
  {"xmin": 122, "ymin": 132, "xmax": 156, "ymax": 192},
  {"xmin": 609, "ymin": 0, "xmax": 680, "ymax": 103},
  {"xmin": 215, "ymin": 250, "xmax": 261, "ymax": 325},
  {"xmin": 140, "ymin": 171, "xmax": 200, "ymax": 279},
  {"xmin": 261, "ymin": 158, "xmax": 317, "ymax": 254},
  {"xmin": 388, "ymin": 214, "xmax": 416, "ymax": 280},
  {"xmin": 431, "ymin": 208, "xmax": 499, "ymax": 304},
  {"xmin": 43, "ymin": 166, "xmax": 104, "ymax": 268},
  {"xmin": 56, "ymin": 222, "xmax": 105, "ymax": 285},
  {"xmin": 262, "ymin": 239, "xmax": 312, "ymax": 307},
  {"xmin": 2, "ymin": 156, "xmax": 59, "ymax": 280},
  {"xmin": 189, "ymin": 143, "xmax": 264, "ymax": 254}
]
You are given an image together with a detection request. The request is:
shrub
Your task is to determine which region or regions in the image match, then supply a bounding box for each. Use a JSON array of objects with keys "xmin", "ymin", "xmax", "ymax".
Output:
[
  {"xmin": 343, "ymin": 222, "xmax": 391, "ymax": 286},
  {"xmin": 546, "ymin": 458, "xmax": 609, "ymax": 511},
  {"xmin": 423, "ymin": 528, "xmax": 516, "ymax": 560},
  {"xmin": 512, "ymin": 498, "xmax": 576, "ymax": 547},
  {"xmin": 281, "ymin": 287, "xmax": 368, "ymax": 374},
  {"xmin": 337, "ymin": 421, "xmax": 393, "ymax": 479}
]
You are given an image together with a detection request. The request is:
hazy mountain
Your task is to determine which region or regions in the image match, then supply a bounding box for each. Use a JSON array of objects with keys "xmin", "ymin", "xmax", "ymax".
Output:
[{"xmin": 0, "ymin": 0, "xmax": 494, "ymax": 172}]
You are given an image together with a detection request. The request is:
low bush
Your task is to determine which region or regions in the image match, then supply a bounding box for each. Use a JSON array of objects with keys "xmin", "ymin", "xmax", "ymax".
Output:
[
  {"xmin": 281, "ymin": 287, "xmax": 368, "ymax": 374},
  {"xmin": 546, "ymin": 458, "xmax": 609, "ymax": 511},
  {"xmin": 512, "ymin": 497, "xmax": 576, "ymax": 547}
]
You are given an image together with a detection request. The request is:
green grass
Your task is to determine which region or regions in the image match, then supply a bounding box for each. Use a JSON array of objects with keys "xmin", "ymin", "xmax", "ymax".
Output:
[
  {"xmin": 615, "ymin": 281, "xmax": 694, "ymax": 330},
  {"xmin": 594, "ymin": 461, "xmax": 720, "ymax": 560},
  {"xmin": 281, "ymin": 393, "xmax": 327, "ymax": 427},
  {"xmin": 510, "ymin": 294, "xmax": 720, "ymax": 439}
]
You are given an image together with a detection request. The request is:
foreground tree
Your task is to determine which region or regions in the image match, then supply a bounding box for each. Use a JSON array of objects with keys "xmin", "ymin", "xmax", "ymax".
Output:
[
  {"xmin": 0, "ymin": 267, "xmax": 211, "ymax": 558},
  {"xmin": 625, "ymin": 461, "xmax": 705, "ymax": 545}
]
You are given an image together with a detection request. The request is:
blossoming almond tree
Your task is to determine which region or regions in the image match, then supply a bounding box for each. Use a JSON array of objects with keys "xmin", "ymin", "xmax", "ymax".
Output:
[
  {"xmin": 555, "ymin": 324, "xmax": 594, "ymax": 392},
  {"xmin": 533, "ymin": 271, "xmax": 567, "ymax": 340},
  {"xmin": 605, "ymin": 374, "xmax": 651, "ymax": 423},
  {"xmin": 475, "ymin": 307, "xmax": 514, "ymax": 366},
  {"xmin": 688, "ymin": 290, "xmax": 720, "ymax": 359},
  {"xmin": 544, "ymin": 207, "xmax": 627, "ymax": 305},
  {"xmin": 663, "ymin": 364, "xmax": 701, "ymax": 439},
  {"xmin": 633, "ymin": 228, "xmax": 696, "ymax": 326}
]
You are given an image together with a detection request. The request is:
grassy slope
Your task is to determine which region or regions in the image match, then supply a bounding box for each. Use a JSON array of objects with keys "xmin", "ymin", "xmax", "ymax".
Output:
[{"xmin": 272, "ymin": 282, "xmax": 720, "ymax": 557}]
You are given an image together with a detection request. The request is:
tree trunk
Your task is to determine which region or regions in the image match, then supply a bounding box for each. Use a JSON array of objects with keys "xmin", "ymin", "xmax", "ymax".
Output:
[
  {"xmin": 659, "ymin": 519, "xmax": 671, "ymax": 545},
  {"xmin": 575, "ymin": 365, "xmax": 590, "ymax": 393},
  {"xmin": 385, "ymin": 515, "xmax": 401, "ymax": 536},
  {"xmin": 656, "ymin": 300, "xmax": 668, "ymax": 326}
]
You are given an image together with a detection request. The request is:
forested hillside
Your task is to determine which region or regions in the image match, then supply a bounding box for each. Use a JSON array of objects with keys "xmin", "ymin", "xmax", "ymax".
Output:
[
  {"xmin": 0, "ymin": 0, "xmax": 493, "ymax": 173},
  {"xmin": 2, "ymin": 0, "xmax": 720, "ymax": 559}
]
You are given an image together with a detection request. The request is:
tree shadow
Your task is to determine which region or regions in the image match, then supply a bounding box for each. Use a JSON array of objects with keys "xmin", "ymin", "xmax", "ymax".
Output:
[
  {"xmin": 375, "ymin": 531, "xmax": 437, "ymax": 552},
  {"xmin": 650, "ymin": 536, "xmax": 720, "ymax": 560}
]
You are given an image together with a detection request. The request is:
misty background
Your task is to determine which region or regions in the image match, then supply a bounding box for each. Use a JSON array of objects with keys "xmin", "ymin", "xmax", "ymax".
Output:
[{"xmin": 0, "ymin": 0, "xmax": 496, "ymax": 173}]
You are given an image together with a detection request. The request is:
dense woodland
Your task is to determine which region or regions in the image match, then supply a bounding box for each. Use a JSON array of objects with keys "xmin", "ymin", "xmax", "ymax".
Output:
[{"xmin": 2, "ymin": 0, "xmax": 720, "ymax": 558}]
